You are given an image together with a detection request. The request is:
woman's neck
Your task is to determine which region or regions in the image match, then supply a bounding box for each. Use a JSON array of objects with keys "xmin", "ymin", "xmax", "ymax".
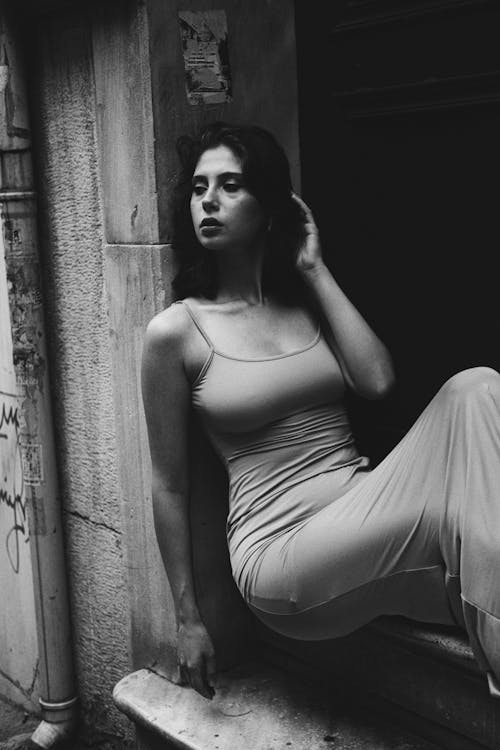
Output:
[{"xmin": 214, "ymin": 243, "xmax": 266, "ymax": 306}]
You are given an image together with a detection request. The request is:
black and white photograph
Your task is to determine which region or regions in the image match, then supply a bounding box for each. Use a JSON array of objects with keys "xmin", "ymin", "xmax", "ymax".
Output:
[{"xmin": 1, "ymin": 2, "xmax": 500, "ymax": 749}]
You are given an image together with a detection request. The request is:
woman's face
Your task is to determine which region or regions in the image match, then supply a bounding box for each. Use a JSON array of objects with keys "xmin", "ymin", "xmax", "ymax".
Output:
[{"xmin": 190, "ymin": 144, "xmax": 266, "ymax": 252}]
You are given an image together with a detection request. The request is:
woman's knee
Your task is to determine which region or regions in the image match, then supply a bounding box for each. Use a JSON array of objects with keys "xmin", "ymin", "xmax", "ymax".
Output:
[{"xmin": 440, "ymin": 367, "xmax": 500, "ymax": 401}]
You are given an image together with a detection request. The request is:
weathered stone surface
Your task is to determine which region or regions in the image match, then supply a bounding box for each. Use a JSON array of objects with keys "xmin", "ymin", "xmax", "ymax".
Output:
[
  {"xmin": 28, "ymin": 8, "xmax": 132, "ymax": 741},
  {"xmin": 114, "ymin": 665, "xmax": 439, "ymax": 750},
  {"xmin": 259, "ymin": 617, "xmax": 500, "ymax": 750},
  {"xmin": 63, "ymin": 514, "xmax": 131, "ymax": 737}
]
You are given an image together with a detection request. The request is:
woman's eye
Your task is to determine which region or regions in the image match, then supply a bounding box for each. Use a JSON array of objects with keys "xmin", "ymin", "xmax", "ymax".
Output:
[
  {"xmin": 223, "ymin": 182, "xmax": 240, "ymax": 193},
  {"xmin": 192, "ymin": 184, "xmax": 206, "ymax": 196}
]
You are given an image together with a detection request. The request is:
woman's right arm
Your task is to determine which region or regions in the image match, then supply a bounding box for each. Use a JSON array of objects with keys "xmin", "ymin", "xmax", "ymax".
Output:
[{"xmin": 141, "ymin": 305, "xmax": 216, "ymax": 700}]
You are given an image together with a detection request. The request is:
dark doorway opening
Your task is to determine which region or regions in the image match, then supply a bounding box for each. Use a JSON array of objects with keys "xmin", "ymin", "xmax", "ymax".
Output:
[{"xmin": 295, "ymin": 0, "xmax": 500, "ymax": 463}]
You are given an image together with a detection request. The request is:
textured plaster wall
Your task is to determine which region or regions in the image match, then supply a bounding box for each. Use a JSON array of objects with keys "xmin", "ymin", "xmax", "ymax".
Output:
[{"xmin": 29, "ymin": 13, "xmax": 132, "ymax": 742}]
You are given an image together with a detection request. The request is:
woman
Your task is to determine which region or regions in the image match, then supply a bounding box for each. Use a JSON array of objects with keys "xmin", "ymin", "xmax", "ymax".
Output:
[{"xmin": 141, "ymin": 121, "xmax": 500, "ymax": 701}]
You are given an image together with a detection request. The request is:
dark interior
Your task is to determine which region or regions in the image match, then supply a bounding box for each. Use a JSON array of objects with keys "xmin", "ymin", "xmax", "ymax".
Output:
[{"xmin": 295, "ymin": 0, "xmax": 500, "ymax": 464}]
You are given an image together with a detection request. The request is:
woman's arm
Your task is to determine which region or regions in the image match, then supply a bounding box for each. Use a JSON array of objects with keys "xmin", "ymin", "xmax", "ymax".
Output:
[
  {"xmin": 141, "ymin": 305, "xmax": 216, "ymax": 699},
  {"xmin": 293, "ymin": 194, "xmax": 395, "ymax": 400}
]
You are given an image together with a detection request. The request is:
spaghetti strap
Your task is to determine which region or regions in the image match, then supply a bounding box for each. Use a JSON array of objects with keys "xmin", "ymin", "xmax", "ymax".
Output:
[{"xmin": 180, "ymin": 300, "xmax": 215, "ymax": 350}]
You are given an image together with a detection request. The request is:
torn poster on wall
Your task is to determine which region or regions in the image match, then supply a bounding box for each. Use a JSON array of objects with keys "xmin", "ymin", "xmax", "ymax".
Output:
[{"xmin": 178, "ymin": 10, "xmax": 232, "ymax": 105}]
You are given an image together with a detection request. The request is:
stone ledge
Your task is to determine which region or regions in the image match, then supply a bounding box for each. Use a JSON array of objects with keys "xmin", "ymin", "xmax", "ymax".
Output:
[
  {"xmin": 369, "ymin": 617, "xmax": 478, "ymax": 672},
  {"xmin": 113, "ymin": 662, "xmax": 438, "ymax": 750},
  {"xmin": 257, "ymin": 616, "xmax": 500, "ymax": 750}
]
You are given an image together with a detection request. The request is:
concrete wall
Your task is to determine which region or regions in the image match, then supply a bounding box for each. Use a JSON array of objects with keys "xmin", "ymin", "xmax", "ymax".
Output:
[
  {"xmin": 24, "ymin": 0, "xmax": 300, "ymax": 741},
  {"xmin": 29, "ymin": 10, "xmax": 132, "ymax": 742},
  {"xmin": 103, "ymin": 0, "xmax": 302, "ymax": 687},
  {"xmin": 148, "ymin": 0, "xmax": 301, "ymax": 240}
]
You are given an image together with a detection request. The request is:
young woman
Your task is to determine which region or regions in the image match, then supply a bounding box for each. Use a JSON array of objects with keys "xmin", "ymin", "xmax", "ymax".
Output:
[{"xmin": 141, "ymin": 122, "xmax": 500, "ymax": 701}]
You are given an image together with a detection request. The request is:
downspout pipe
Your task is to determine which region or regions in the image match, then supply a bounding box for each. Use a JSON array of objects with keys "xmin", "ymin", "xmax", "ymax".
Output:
[{"xmin": 0, "ymin": 12, "xmax": 78, "ymax": 747}]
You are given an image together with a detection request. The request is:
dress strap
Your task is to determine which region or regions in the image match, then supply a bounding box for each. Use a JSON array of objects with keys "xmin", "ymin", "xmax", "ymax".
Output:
[{"xmin": 180, "ymin": 300, "xmax": 215, "ymax": 350}]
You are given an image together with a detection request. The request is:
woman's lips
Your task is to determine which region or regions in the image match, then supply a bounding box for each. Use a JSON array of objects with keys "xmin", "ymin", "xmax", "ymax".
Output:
[
  {"xmin": 200, "ymin": 225, "xmax": 223, "ymax": 235},
  {"xmin": 200, "ymin": 219, "xmax": 223, "ymax": 234},
  {"xmin": 200, "ymin": 218, "xmax": 223, "ymax": 227}
]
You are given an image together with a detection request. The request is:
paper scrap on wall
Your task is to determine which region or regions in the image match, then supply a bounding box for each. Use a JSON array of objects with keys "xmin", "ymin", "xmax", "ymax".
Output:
[
  {"xmin": 178, "ymin": 10, "xmax": 232, "ymax": 105},
  {"xmin": 20, "ymin": 440, "xmax": 43, "ymax": 486}
]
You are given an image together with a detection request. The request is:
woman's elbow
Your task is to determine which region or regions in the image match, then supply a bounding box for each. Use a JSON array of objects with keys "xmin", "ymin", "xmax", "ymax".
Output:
[
  {"xmin": 370, "ymin": 378, "xmax": 395, "ymax": 400},
  {"xmin": 359, "ymin": 367, "xmax": 396, "ymax": 400}
]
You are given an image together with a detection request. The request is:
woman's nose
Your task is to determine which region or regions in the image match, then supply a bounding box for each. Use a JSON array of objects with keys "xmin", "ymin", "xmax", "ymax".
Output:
[{"xmin": 202, "ymin": 187, "xmax": 219, "ymax": 212}]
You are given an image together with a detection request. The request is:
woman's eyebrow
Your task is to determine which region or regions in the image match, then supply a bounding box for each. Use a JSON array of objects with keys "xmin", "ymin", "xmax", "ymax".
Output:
[
  {"xmin": 218, "ymin": 171, "xmax": 243, "ymax": 180},
  {"xmin": 191, "ymin": 171, "xmax": 243, "ymax": 183}
]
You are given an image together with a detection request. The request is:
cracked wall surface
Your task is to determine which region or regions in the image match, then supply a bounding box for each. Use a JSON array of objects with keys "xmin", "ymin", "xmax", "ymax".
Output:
[{"xmin": 29, "ymin": 11, "xmax": 132, "ymax": 741}]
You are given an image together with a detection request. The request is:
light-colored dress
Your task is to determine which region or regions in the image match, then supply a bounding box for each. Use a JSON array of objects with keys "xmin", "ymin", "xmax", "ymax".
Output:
[{"xmin": 180, "ymin": 299, "xmax": 500, "ymax": 693}]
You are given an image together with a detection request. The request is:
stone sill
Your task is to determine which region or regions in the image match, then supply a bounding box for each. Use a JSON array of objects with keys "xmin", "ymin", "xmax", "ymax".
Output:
[
  {"xmin": 113, "ymin": 661, "xmax": 439, "ymax": 750},
  {"xmin": 369, "ymin": 616, "xmax": 477, "ymax": 671},
  {"xmin": 113, "ymin": 618, "xmax": 500, "ymax": 750},
  {"xmin": 113, "ymin": 662, "xmax": 353, "ymax": 750},
  {"xmin": 257, "ymin": 616, "xmax": 500, "ymax": 750}
]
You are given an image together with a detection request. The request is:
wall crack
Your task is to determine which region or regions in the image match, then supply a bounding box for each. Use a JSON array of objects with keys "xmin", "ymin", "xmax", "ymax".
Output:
[
  {"xmin": 0, "ymin": 667, "xmax": 33, "ymax": 701},
  {"xmin": 63, "ymin": 509, "xmax": 119, "ymax": 535}
]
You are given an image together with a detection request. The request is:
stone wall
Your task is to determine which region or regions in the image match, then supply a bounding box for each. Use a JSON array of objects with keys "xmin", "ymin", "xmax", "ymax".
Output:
[
  {"xmin": 25, "ymin": 0, "xmax": 300, "ymax": 741},
  {"xmin": 29, "ymin": 9, "xmax": 132, "ymax": 742}
]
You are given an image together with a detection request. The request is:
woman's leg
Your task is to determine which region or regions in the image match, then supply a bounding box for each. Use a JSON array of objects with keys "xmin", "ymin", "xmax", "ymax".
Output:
[{"xmin": 249, "ymin": 368, "xmax": 500, "ymax": 686}]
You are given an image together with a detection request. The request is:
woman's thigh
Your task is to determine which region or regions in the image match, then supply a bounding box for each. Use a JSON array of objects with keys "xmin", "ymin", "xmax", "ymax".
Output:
[
  {"xmin": 249, "ymin": 367, "xmax": 500, "ymax": 633},
  {"xmin": 250, "ymin": 564, "xmax": 455, "ymax": 640},
  {"xmin": 249, "ymin": 385, "xmax": 452, "ymax": 616}
]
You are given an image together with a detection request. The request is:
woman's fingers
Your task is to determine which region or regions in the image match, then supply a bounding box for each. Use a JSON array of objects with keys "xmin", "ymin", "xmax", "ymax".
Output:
[
  {"xmin": 291, "ymin": 192, "xmax": 314, "ymax": 217},
  {"xmin": 177, "ymin": 660, "xmax": 189, "ymax": 685},
  {"xmin": 205, "ymin": 651, "xmax": 217, "ymax": 688},
  {"xmin": 176, "ymin": 625, "xmax": 216, "ymax": 699},
  {"xmin": 291, "ymin": 192, "xmax": 318, "ymax": 231},
  {"xmin": 189, "ymin": 660, "xmax": 215, "ymax": 699},
  {"xmin": 178, "ymin": 656, "xmax": 216, "ymax": 699}
]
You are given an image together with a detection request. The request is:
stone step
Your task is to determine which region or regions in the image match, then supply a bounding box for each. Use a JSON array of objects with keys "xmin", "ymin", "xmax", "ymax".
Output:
[
  {"xmin": 256, "ymin": 616, "xmax": 500, "ymax": 750},
  {"xmin": 113, "ymin": 662, "xmax": 440, "ymax": 750}
]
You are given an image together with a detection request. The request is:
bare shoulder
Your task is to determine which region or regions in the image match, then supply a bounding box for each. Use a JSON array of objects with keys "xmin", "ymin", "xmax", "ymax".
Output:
[
  {"xmin": 144, "ymin": 301, "xmax": 191, "ymax": 354},
  {"xmin": 142, "ymin": 303, "xmax": 192, "ymax": 444}
]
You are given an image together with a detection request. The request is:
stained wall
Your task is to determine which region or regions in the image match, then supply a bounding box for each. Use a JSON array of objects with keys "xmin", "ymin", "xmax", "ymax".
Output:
[
  {"xmin": 0, "ymin": 11, "xmax": 41, "ymax": 714},
  {"xmin": 29, "ymin": 9, "xmax": 133, "ymax": 741},
  {"xmin": 23, "ymin": 0, "xmax": 300, "ymax": 740}
]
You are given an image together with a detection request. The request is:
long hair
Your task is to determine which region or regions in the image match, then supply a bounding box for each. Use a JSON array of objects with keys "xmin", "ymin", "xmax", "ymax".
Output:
[{"xmin": 171, "ymin": 121, "xmax": 308, "ymax": 305}]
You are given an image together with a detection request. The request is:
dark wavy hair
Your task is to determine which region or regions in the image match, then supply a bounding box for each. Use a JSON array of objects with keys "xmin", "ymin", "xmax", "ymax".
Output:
[{"xmin": 171, "ymin": 121, "xmax": 308, "ymax": 305}]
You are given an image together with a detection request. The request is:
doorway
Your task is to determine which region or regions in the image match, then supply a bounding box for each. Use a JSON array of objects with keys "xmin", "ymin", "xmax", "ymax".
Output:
[{"xmin": 295, "ymin": 0, "xmax": 500, "ymax": 462}]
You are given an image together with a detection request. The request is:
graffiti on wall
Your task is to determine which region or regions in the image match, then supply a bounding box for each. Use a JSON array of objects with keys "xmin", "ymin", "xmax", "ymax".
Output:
[{"xmin": 0, "ymin": 393, "xmax": 27, "ymax": 573}]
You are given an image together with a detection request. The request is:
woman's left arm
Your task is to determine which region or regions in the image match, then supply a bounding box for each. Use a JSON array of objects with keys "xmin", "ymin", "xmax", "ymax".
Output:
[{"xmin": 293, "ymin": 194, "xmax": 395, "ymax": 400}]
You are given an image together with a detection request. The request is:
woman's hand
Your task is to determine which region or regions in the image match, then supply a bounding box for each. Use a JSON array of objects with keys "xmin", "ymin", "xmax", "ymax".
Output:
[
  {"xmin": 176, "ymin": 620, "xmax": 216, "ymax": 700},
  {"xmin": 292, "ymin": 192, "xmax": 325, "ymax": 276}
]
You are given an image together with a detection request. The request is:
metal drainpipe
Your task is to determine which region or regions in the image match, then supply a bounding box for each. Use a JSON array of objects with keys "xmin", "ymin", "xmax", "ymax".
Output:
[{"xmin": 0, "ymin": 12, "xmax": 78, "ymax": 748}]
